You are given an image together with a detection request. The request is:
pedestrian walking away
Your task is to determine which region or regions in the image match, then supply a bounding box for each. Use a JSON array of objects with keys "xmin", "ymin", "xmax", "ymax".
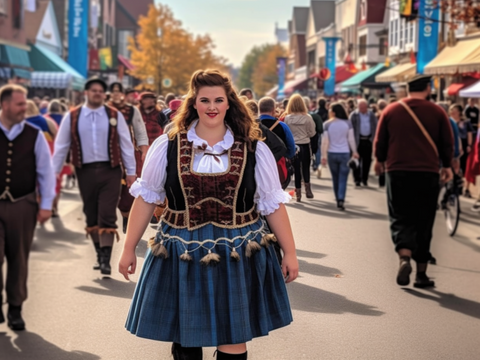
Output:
[
  {"xmin": 119, "ymin": 69, "xmax": 298, "ymax": 360},
  {"xmin": 321, "ymin": 103, "xmax": 359, "ymax": 211},
  {"xmin": 284, "ymin": 94, "xmax": 317, "ymax": 201},
  {"xmin": 52, "ymin": 77, "xmax": 137, "ymax": 276},
  {"xmin": 313, "ymin": 98, "xmax": 329, "ymax": 178},
  {"xmin": 107, "ymin": 82, "xmax": 149, "ymax": 233},
  {"xmin": 350, "ymin": 99, "xmax": 378, "ymax": 187},
  {"xmin": 0, "ymin": 84, "xmax": 55, "ymax": 330},
  {"xmin": 374, "ymin": 74, "xmax": 454, "ymax": 289}
]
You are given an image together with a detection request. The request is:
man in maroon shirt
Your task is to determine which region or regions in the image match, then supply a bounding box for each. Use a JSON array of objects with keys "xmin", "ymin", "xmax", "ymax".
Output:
[{"xmin": 374, "ymin": 75, "xmax": 454, "ymax": 288}]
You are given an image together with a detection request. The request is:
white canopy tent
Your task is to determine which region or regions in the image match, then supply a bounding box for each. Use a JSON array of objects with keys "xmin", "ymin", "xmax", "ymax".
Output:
[{"xmin": 459, "ymin": 80, "xmax": 480, "ymax": 98}]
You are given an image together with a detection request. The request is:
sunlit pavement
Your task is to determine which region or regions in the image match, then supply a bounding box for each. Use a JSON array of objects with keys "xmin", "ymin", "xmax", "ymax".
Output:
[{"xmin": 1, "ymin": 169, "xmax": 479, "ymax": 360}]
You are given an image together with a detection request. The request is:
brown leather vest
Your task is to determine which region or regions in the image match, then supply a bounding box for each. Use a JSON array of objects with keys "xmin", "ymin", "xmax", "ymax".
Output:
[
  {"xmin": 69, "ymin": 105, "xmax": 122, "ymax": 168},
  {"xmin": 0, "ymin": 123, "xmax": 38, "ymax": 200}
]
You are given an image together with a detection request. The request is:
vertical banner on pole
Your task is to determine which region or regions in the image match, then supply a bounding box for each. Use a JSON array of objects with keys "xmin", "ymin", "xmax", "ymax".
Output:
[
  {"xmin": 68, "ymin": 0, "xmax": 89, "ymax": 78},
  {"xmin": 276, "ymin": 57, "xmax": 287, "ymax": 99},
  {"xmin": 323, "ymin": 37, "xmax": 339, "ymax": 97},
  {"xmin": 417, "ymin": 0, "xmax": 439, "ymax": 74}
]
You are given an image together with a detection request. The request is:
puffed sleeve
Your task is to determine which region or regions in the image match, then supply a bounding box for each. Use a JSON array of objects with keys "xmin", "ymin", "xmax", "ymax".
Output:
[
  {"xmin": 129, "ymin": 134, "xmax": 169, "ymax": 204},
  {"xmin": 254, "ymin": 141, "xmax": 291, "ymax": 215}
]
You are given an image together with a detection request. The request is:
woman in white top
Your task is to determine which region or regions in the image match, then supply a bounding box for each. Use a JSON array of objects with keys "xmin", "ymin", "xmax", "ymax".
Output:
[
  {"xmin": 321, "ymin": 103, "xmax": 359, "ymax": 210},
  {"xmin": 119, "ymin": 69, "xmax": 298, "ymax": 360}
]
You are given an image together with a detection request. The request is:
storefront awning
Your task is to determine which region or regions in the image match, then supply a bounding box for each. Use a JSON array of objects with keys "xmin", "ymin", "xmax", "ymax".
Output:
[
  {"xmin": 446, "ymin": 78, "xmax": 478, "ymax": 96},
  {"xmin": 340, "ymin": 63, "xmax": 389, "ymax": 91},
  {"xmin": 0, "ymin": 44, "xmax": 32, "ymax": 79},
  {"xmin": 459, "ymin": 80, "xmax": 480, "ymax": 98},
  {"xmin": 29, "ymin": 44, "xmax": 85, "ymax": 90},
  {"xmin": 424, "ymin": 38, "xmax": 480, "ymax": 75},
  {"xmin": 118, "ymin": 54, "xmax": 134, "ymax": 71},
  {"xmin": 375, "ymin": 63, "xmax": 416, "ymax": 83},
  {"xmin": 284, "ymin": 77, "xmax": 308, "ymax": 95}
]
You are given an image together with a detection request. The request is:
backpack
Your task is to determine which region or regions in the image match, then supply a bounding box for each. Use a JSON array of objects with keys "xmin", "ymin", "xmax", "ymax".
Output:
[{"xmin": 269, "ymin": 120, "xmax": 294, "ymax": 190}]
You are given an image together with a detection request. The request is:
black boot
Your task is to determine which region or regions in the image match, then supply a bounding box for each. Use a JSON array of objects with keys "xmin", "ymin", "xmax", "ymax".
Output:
[
  {"xmin": 414, "ymin": 272, "xmax": 435, "ymax": 288},
  {"xmin": 7, "ymin": 305, "xmax": 25, "ymax": 331},
  {"xmin": 100, "ymin": 246, "xmax": 113, "ymax": 276},
  {"xmin": 216, "ymin": 350, "xmax": 247, "ymax": 360},
  {"xmin": 171, "ymin": 342, "xmax": 203, "ymax": 360},
  {"xmin": 122, "ymin": 216, "xmax": 128, "ymax": 234},
  {"xmin": 93, "ymin": 242, "xmax": 101, "ymax": 270}
]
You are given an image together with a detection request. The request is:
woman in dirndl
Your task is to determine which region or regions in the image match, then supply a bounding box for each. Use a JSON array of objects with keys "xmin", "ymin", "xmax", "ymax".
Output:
[{"xmin": 119, "ymin": 69, "xmax": 299, "ymax": 360}]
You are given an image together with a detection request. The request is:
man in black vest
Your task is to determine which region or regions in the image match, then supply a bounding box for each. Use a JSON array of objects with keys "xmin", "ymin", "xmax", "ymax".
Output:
[{"xmin": 0, "ymin": 84, "xmax": 55, "ymax": 330}]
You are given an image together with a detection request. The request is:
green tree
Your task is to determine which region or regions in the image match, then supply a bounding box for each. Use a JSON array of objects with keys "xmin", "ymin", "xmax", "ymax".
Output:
[{"xmin": 238, "ymin": 44, "xmax": 287, "ymax": 97}]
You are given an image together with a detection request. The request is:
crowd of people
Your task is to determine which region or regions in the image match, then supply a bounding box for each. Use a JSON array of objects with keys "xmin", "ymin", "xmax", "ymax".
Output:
[{"xmin": 0, "ymin": 68, "xmax": 478, "ymax": 359}]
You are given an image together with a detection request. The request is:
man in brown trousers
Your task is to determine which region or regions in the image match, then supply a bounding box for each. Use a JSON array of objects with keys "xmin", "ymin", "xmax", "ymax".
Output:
[
  {"xmin": 53, "ymin": 78, "xmax": 136, "ymax": 276},
  {"xmin": 0, "ymin": 85, "xmax": 55, "ymax": 330}
]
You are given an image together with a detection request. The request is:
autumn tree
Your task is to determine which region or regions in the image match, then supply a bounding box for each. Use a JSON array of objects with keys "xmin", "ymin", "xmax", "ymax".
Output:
[
  {"xmin": 238, "ymin": 44, "xmax": 287, "ymax": 97},
  {"xmin": 128, "ymin": 4, "xmax": 227, "ymax": 95}
]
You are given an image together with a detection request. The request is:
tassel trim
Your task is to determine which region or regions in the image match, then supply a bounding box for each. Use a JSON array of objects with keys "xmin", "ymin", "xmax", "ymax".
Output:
[
  {"xmin": 200, "ymin": 250, "xmax": 221, "ymax": 266},
  {"xmin": 230, "ymin": 248, "xmax": 241, "ymax": 262},
  {"xmin": 179, "ymin": 250, "xmax": 192, "ymax": 262},
  {"xmin": 261, "ymin": 233, "xmax": 277, "ymax": 247},
  {"xmin": 85, "ymin": 226, "xmax": 99, "ymax": 239},
  {"xmin": 245, "ymin": 239, "xmax": 262, "ymax": 258},
  {"xmin": 99, "ymin": 228, "xmax": 121, "ymax": 242},
  {"xmin": 148, "ymin": 237, "xmax": 169, "ymax": 258}
]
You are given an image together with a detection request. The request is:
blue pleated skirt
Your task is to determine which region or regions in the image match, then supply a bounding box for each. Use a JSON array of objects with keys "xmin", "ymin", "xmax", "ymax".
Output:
[{"xmin": 125, "ymin": 218, "xmax": 293, "ymax": 347}]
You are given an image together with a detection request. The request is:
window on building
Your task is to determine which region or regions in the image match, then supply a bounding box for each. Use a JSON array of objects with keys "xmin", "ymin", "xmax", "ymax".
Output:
[
  {"xmin": 0, "ymin": 0, "xmax": 7, "ymax": 15},
  {"xmin": 12, "ymin": 0, "xmax": 23, "ymax": 29},
  {"xmin": 118, "ymin": 30, "xmax": 133, "ymax": 58},
  {"xmin": 360, "ymin": 0, "xmax": 367, "ymax": 20},
  {"xmin": 409, "ymin": 22, "xmax": 414, "ymax": 43},
  {"xmin": 390, "ymin": 21, "xmax": 394, "ymax": 47},
  {"xmin": 359, "ymin": 35, "xmax": 367, "ymax": 56},
  {"xmin": 319, "ymin": 57, "xmax": 325, "ymax": 69},
  {"xmin": 379, "ymin": 37, "xmax": 387, "ymax": 56},
  {"xmin": 395, "ymin": 19, "xmax": 399, "ymax": 46}
]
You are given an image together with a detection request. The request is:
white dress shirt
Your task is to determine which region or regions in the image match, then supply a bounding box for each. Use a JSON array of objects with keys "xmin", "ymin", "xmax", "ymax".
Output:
[
  {"xmin": 52, "ymin": 104, "xmax": 136, "ymax": 175},
  {"xmin": 0, "ymin": 120, "xmax": 56, "ymax": 210},
  {"xmin": 130, "ymin": 121, "xmax": 291, "ymax": 215}
]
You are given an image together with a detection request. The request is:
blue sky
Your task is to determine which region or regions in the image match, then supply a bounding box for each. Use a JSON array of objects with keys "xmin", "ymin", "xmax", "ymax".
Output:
[{"xmin": 156, "ymin": 0, "xmax": 309, "ymax": 66}]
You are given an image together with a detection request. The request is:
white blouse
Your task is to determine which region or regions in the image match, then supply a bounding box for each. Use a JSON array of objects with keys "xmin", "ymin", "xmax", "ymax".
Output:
[{"xmin": 130, "ymin": 122, "xmax": 291, "ymax": 216}]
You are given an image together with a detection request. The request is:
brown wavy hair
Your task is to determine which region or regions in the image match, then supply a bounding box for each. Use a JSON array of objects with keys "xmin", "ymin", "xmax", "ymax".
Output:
[{"xmin": 169, "ymin": 69, "xmax": 262, "ymax": 151}]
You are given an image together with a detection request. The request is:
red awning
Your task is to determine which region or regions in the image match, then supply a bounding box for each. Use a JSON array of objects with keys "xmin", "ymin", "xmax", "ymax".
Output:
[
  {"xmin": 447, "ymin": 78, "xmax": 478, "ymax": 96},
  {"xmin": 117, "ymin": 54, "xmax": 134, "ymax": 71},
  {"xmin": 284, "ymin": 77, "xmax": 308, "ymax": 94},
  {"xmin": 311, "ymin": 65, "xmax": 357, "ymax": 84},
  {"xmin": 335, "ymin": 65, "xmax": 357, "ymax": 83}
]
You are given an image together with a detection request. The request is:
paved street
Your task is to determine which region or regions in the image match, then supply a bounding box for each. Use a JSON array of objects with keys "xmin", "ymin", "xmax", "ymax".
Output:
[{"xmin": 1, "ymin": 170, "xmax": 479, "ymax": 360}]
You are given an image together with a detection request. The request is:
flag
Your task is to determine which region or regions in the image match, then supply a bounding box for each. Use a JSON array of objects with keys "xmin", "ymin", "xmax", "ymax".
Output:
[
  {"xmin": 99, "ymin": 47, "xmax": 112, "ymax": 70},
  {"xmin": 410, "ymin": 49, "xmax": 416, "ymax": 64}
]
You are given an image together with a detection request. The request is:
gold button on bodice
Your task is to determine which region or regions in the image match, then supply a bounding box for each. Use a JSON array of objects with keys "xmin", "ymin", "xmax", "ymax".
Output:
[
  {"xmin": 8, "ymin": 143, "xmax": 13, "ymax": 147},
  {"xmin": 7, "ymin": 150, "xmax": 12, "ymax": 155},
  {"xmin": 6, "ymin": 170, "xmax": 11, "ymax": 175},
  {"xmin": 5, "ymin": 178, "xmax": 10, "ymax": 183}
]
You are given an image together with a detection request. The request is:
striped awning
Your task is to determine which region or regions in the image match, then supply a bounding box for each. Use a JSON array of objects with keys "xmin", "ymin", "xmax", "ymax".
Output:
[
  {"xmin": 424, "ymin": 38, "xmax": 480, "ymax": 75},
  {"xmin": 31, "ymin": 72, "xmax": 73, "ymax": 89}
]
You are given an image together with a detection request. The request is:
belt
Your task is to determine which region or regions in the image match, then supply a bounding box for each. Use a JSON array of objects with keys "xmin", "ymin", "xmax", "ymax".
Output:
[
  {"xmin": 360, "ymin": 135, "xmax": 371, "ymax": 140},
  {"xmin": 80, "ymin": 161, "xmax": 112, "ymax": 169}
]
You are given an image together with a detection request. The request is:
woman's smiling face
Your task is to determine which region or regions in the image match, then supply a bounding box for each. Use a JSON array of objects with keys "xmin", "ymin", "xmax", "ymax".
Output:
[{"xmin": 194, "ymin": 86, "xmax": 230, "ymax": 128}]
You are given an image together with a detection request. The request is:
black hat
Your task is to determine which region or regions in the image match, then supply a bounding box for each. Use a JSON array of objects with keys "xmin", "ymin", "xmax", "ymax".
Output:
[
  {"xmin": 407, "ymin": 74, "xmax": 432, "ymax": 92},
  {"xmin": 139, "ymin": 91, "xmax": 156, "ymax": 101},
  {"xmin": 125, "ymin": 87, "xmax": 136, "ymax": 95},
  {"xmin": 84, "ymin": 77, "xmax": 107, "ymax": 92},
  {"xmin": 109, "ymin": 82, "xmax": 124, "ymax": 93}
]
